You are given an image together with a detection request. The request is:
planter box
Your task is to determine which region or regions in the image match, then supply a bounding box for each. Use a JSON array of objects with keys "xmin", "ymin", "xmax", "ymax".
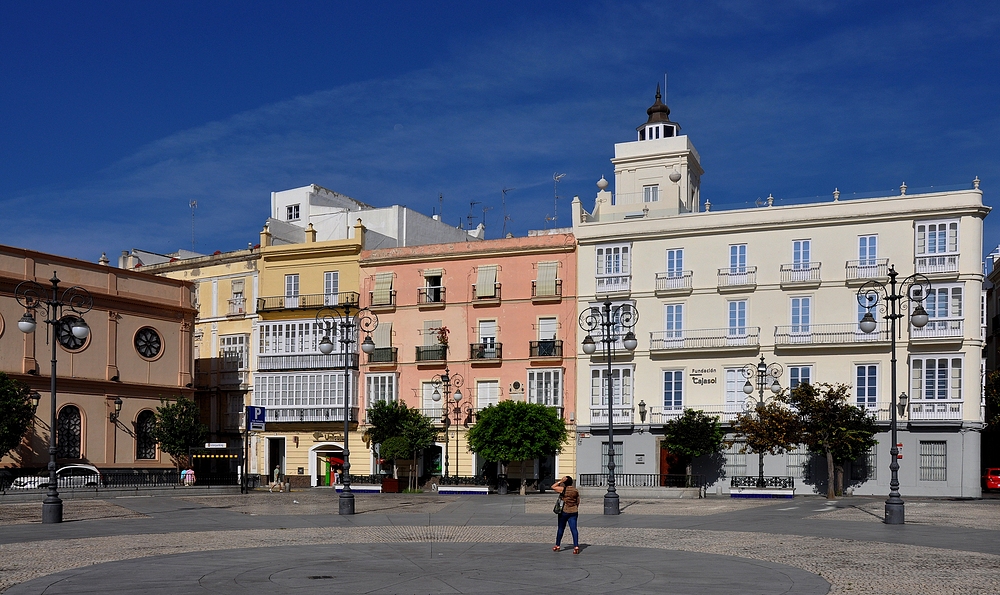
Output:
[
  {"xmin": 730, "ymin": 486, "xmax": 795, "ymax": 499},
  {"xmin": 381, "ymin": 478, "xmax": 401, "ymax": 493}
]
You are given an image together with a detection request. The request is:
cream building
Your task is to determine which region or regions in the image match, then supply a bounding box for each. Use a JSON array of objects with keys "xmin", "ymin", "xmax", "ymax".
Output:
[{"xmin": 572, "ymin": 89, "xmax": 988, "ymax": 497}]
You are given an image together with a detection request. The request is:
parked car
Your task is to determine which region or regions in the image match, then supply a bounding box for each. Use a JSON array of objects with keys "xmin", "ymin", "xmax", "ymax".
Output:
[
  {"xmin": 983, "ymin": 468, "xmax": 1000, "ymax": 492},
  {"xmin": 9, "ymin": 464, "xmax": 102, "ymax": 489}
]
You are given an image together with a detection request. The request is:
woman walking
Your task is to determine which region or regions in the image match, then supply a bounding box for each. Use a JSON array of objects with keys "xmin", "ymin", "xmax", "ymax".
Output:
[{"xmin": 552, "ymin": 476, "xmax": 580, "ymax": 554}]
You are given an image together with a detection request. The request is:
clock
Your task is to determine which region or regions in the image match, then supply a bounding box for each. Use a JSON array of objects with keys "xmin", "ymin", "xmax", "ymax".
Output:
[
  {"xmin": 135, "ymin": 327, "xmax": 162, "ymax": 359},
  {"xmin": 55, "ymin": 316, "xmax": 87, "ymax": 351}
]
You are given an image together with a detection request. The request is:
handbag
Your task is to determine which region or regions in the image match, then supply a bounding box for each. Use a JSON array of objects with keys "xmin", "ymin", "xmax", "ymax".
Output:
[{"xmin": 553, "ymin": 489, "xmax": 565, "ymax": 514}]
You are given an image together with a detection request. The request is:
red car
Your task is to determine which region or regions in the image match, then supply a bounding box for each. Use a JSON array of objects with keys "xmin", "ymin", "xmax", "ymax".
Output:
[{"xmin": 982, "ymin": 468, "xmax": 1000, "ymax": 492}]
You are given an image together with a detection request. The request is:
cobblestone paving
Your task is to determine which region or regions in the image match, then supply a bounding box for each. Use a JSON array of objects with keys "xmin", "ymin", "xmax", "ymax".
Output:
[
  {"xmin": 525, "ymin": 496, "xmax": 777, "ymax": 515},
  {"xmin": 178, "ymin": 492, "xmax": 457, "ymax": 516},
  {"xmin": 812, "ymin": 500, "xmax": 1000, "ymax": 530},
  {"xmin": 0, "ymin": 500, "xmax": 147, "ymax": 526},
  {"xmin": 1, "ymin": 524, "xmax": 997, "ymax": 594}
]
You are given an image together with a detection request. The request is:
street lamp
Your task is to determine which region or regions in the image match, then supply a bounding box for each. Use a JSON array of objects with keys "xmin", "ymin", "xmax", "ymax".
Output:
[
  {"xmin": 430, "ymin": 366, "xmax": 464, "ymax": 477},
  {"xmin": 858, "ymin": 265, "xmax": 930, "ymax": 525},
  {"xmin": 109, "ymin": 396, "xmax": 123, "ymax": 422},
  {"xmin": 16, "ymin": 272, "xmax": 93, "ymax": 524},
  {"xmin": 580, "ymin": 299, "xmax": 638, "ymax": 515},
  {"xmin": 741, "ymin": 355, "xmax": 783, "ymax": 488},
  {"xmin": 316, "ymin": 303, "xmax": 378, "ymax": 516}
]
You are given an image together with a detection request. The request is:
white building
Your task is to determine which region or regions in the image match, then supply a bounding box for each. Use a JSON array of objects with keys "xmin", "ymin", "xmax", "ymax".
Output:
[{"xmin": 572, "ymin": 88, "xmax": 988, "ymax": 497}]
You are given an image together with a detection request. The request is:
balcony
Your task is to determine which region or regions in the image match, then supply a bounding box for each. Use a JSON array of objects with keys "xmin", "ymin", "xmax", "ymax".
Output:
[
  {"xmin": 845, "ymin": 259, "xmax": 889, "ymax": 284},
  {"xmin": 257, "ymin": 353, "xmax": 358, "ymax": 371},
  {"xmin": 531, "ymin": 279, "xmax": 563, "ymax": 302},
  {"xmin": 227, "ymin": 298, "xmax": 247, "ymax": 317},
  {"xmin": 915, "ymin": 254, "xmax": 959, "ymax": 277},
  {"xmin": 472, "ymin": 283, "xmax": 502, "ymax": 303},
  {"xmin": 530, "ymin": 340, "xmax": 563, "ymax": 359},
  {"xmin": 367, "ymin": 347, "xmax": 398, "ymax": 365},
  {"xmin": 590, "ymin": 407, "xmax": 634, "ymax": 426},
  {"xmin": 263, "ymin": 407, "xmax": 358, "ymax": 423},
  {"xmin": 417, "ymin": 286, "xmax": 446, "ymax": 307},
  {"xmin": 649, "ymin": 327, "xmax": 761, "ymax": 352},
  {"xmin": 910, "ymin": 319, "xmax": 964, "ymax": 342},
  {"xmin": 646, "ymin": 405, "xmax": 743, "ymax": 425},
  {"xmin": 257, "ymin": 292, "xmax": 360, "ymax": 312},
  {"xmin": 908, "ymin": 401, "xmax": 963, "ymax": 421},
  {"xmin": 369, "ymin": 290, "xmax": 397, "ymax": 310},
  {"xmin": 654, "ymin": 271, "xmax": 693, "ymax": 296},
  {"xmin": 717, "ymin": 267, "xmax": 757, "ymax": 292},
  {"xmin": 779, "ymin": 263, "xmax": 822, "ymax": 288},
  {"xmin": 774, "ymin": 323, "xmax": 890, "ymax": 347},
  {"xmin": 470, "ymin": 342, "xmax": 502, "ymax": 361},
  {"xmin": 219, "ymin": 370, "xmax": 248, "ymax": 387},
  {"xmin": 415, "ymin": 345, "xmax": 448, "ymax": 362},
  {"xmin": 596, "ymin": 275, "xmax": 630, "ymax": 295}
]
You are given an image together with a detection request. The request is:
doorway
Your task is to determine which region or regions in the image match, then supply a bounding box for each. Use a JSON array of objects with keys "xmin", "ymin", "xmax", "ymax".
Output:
[
  {"xmin": 311, "ymin": 444, "xmax": 345, "ymax": 486},
  {"xmin": 267, "ymin": 437, "xmax": 285, "ymax": 484}
]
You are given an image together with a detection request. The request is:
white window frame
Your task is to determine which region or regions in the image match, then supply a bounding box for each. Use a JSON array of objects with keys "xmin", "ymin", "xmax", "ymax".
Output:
[
  {"xmin": 792, "ymin": 239, "xmax": 811, "ymax": 269},
  {"xmin": 724, "ymin": 368, "xmax": 743, "ymax": 412},
  {"xmin": 855, "ymin": 363, "xmax": 878, "ymax": 408},
  {"xmin": 666, "ymin": 249, "xmax": 684, "ymax": 278},
  {"xmin": 910, "ymin": 355, "xmax": 963, "ymax": 401},
  {"xmin": 528, "ymin": 369, "xmax": 562, "ymax": 407},
  {"xmin": 590, "ymin": 365, "xmax": 633, "ymax": 407},
  {"xmin": 915, "ymin": 220, "xmax": 959, "ymax": 256},
  {"xmin": 286, "ymin": 204, "xmax": 300, "ymax": 221},
  {"xmin": 859, "ymin": 235, "xmax": 878, "ymax": 265},
  {"xmin": 596, "ymin": 244, "xmax": 631, "ymax": 276},
  {"xmin": 324, "ymin": 271, "xmax": 340, "ymax": 306},
  {"xmin": 643, "ymin": 185, "xmax": 659, "ymax": 203},
  {"xmin": 729, "ymin": 244, "xmax": 747, "ymax": 273},
  {"xmin": 728, "ymin": 300, "xmax": 747, "ymax": 337},
  {"xmin": 664, "ymin": 303, "xmax": 683, "ymax": 341},
  {"xmin": 366, "ymin": 373, "xmax": 397, "ymax": 405},
  {"xmin": 477, "ymin": 380, "xmax": 500, "ymax": 409},
  {"xmin": 789, "ymin": 365, "xmax": 813, "ymax": 390},
  {"xmin": 663, "ymin": 369, "xmax": 683, "ymax": 412},
  {"xmin": 790, "ymin": 296, "xmax": 811, "ymax": 335}
]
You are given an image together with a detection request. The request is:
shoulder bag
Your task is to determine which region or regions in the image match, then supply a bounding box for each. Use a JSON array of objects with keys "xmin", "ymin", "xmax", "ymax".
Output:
[{"xmin": 553, "ymin": 488, "xmax": 565, "ymax": 514}]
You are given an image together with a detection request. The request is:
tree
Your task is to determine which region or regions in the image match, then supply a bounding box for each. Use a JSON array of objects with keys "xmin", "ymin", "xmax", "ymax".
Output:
[
  {"xmin": 985, "ymin": 370, "xmax": 1000, "ymax": 430},
  {"xmin": 0, "ymin": 373, "xmax": 36, "ymax": 460},
  {"xmin": 785, "ymin": 383, "xmax": 878, "ymax": 499},
  {"xmin": 661, "ymin": 408, "xmax": 726, "ymax": 479},
  {"xmin": 400, "ymin": 407, "xmax": 437, "ymax": 490},
  {"xmin": 364, "ymin": 400, "xmax": 410, "ymax": 447},
  {"xmin": 364, "ymin": 400, "xmax": 436, "ymax": 489},
  {"xmin": 466, "ymin": 400, "xmax": 568, "ymax": 495},
  {"xmin": 731, "ymin": 400, "xmax": 801, "ymax": 486},
  {"xmin": 151, "ymin": 397, "xmax": 207, "ymax": 468}
]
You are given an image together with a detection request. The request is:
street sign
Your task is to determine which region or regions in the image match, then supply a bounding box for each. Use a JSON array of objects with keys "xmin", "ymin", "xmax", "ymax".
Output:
[
  {"xmin": 247, "ymin": 406, "xmax": 266, "ymax": 431},
  {"xmin": 205, "ymin": 442, "xmax": 227, "ymax": 448}
]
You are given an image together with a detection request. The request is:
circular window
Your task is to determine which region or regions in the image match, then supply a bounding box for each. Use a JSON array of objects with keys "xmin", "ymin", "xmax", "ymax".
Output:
[
  {"xmin": 56, "ymin": 316, "xmax": 89, "ymax": 352},
  {"xmin": 134, "ymin": 327, "xmax": 163, "ymax": 360}
]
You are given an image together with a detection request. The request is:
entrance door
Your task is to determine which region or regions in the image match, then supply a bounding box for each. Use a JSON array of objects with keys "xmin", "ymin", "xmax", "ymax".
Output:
[
  {"xmin": 660, "ymin": 444, "xmax": 683, "ymax": 485},
  {"xmin": 313, "ymin": 445, "xmax": 345, "ymax": 486},
  {"xmin": 267, "ymin": 437, "xmax": 285, "ymax": 483}
]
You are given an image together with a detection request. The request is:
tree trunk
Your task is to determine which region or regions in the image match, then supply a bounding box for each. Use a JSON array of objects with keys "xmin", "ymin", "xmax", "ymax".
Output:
[
  {"xmin": 825, "ymin": 447, "xmax": 835, "ymax": 500},
  {"xmin": 519, "ymin": 459, "xmax": 526, "ymax": 495},
  {"xmin": 835, "ymin": 464, "xmax": 844, "ymax": 497},
  {"xmin": 686, "ymin": 460, "xmax": 693, "ymax": 487}
]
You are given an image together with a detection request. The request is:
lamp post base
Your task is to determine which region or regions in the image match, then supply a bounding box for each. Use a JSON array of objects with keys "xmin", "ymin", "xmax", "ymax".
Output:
[
  {"xmin": 884, "ymin": 499, "xmax": 904, "ymax": 525},
  {"xmin": 42, "ymin": 499, "xmax": 63, "ymax": 524},
  {"xmin": 339, "ymin": 490, "xmax": 355, "ymax": 515},
  {"xmin": 603, "ymin": 490, "xmax": 620, "ymax": 515}
]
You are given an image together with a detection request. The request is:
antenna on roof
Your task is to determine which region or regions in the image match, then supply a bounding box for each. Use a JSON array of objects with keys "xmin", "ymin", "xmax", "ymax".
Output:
[
  {"xmin": 664, "ymin": 72, "xmax": 668, "ymax": 101},
  {"xmin": 467, "ymin": 201, "xmax": 481, "ymax": 230},
  {"xmin": 482, "ymin": 205, "xmax": 493, "ymax": 237},
  {"xmin": 438, "ymin": 193, "xmax": 444, "ymax": 219},
  {"xmin": 501, "ymin": 187, "xmax": 516, "ymax": 237},
  {"xmin": 189, "ymin": 201, "xmax": 197, "ymax": 250},
  {"xmin": 552, "ymin": 173, "xmax": 566, "ymax": 228}
]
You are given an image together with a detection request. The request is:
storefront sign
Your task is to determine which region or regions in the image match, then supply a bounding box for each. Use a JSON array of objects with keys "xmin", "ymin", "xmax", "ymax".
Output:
[
  {"xmin": 312, "ymin": 431, "xmax": 345, "ymax": 442},
  {"xmin": 690, "ymin": 367, "xmax": 718, "ymax": 385}
]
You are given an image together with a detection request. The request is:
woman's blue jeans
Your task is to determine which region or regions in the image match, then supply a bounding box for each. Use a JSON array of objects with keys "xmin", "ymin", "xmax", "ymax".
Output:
[{"xmin": 556, "ymin": 512, "xmax": 579, "ymax": 547}]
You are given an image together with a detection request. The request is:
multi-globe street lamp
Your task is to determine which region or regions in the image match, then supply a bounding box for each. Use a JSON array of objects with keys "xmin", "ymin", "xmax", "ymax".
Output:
[
  {"xmin": 741, "ymin": 355, "xmax": 783, "ymax": 488},
  {"xmin": 580, "ymin": 299, "xmax": 638, "ymax": 515},
  {"xmin": 857, "ymin": 265, "xmax": 931, "ymax": 525},
  {"xmin": 316, "ymin": 303, "xmax": 378, "ymax": 516},
  {"xmin": 16, "ymin": 272, "xmax": 93, "ymax": 524},
  {"xmin": 430, "ymin": 366, "xmax": 464, "ymax": 478}
]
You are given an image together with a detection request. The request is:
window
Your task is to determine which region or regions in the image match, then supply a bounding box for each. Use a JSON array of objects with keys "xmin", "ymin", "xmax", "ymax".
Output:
[
  {"xmin": 787, "ymin": 448, "xmax": 812, "ymax": 482},
  {"xmin": 135, "ymin": 410, "xmax": 157, "ymax": 460},
  {"xmin": 916, "ymin": 221, "xmax": 958, "ymax": 256},
  {"xmin": 477, "ymin": 320, "xmax": 498, "ymax": 359},
  {"xmin": 728, "ymin": 300, "xmax": 747, "ymax": 336},
  {"xmin": 591, "ymin": 366, "xmax": 632, "ymax": 407},
  {"xmin": 538, "ymin": 317, "xmax": 558, "ymax": 341},
  {"xmin": 793, "ymin": 240, "xmax": 811, "ymax": 269},
  {"xmin": 643, "ymin": 185, "xmax": 659, "ymax": 203},
  {"xmin": 324, "ymin": 271, "xmax": 339, "ymax": 306},
  {"xmin": 858, "ymin": 294, "xmax": 878, "ymax": 323},
  {"xmin": 286, "ymin": 204, "xmax": 300, "ymax": 221},
  {"xmin": 366, "ymin": 374, "xmax": 397, "ymax": 405},
  {"xmin": 663, "ymin": 304, "xmax": 683, "ymax": 346},
  {"xmin": 372, "ymin": 272, "xmax": 394, "ymax": 306},
  {"xmin": 597, "ymin": 245, "xmax": 630, "ymax": 276},
  {"xmin": 422, "ymin": 381, "xmax": 441, "ymax": 418},
  {"xmin": 791, "ymin": 297, "xmax": 811, "ymax": 334},
  {"xmin": 924, "ymin": 286, "xmax": 963, "ymax": 333},
  {"xmin": 729, "ymin": 244, "xmax": 747, "ymax": 273},
  {"xmin": 477, "ymin": 380, "xmax": 500, "ymax": 408},
  {"xmin": 535, "ymin": 261, "xmax": 559, "ymax": 297},
  {"xmin": 475, "ymin": 265, "xmax": 499, "ymax": 299},
  {"xmin": 423, "ymin": 269, "xmax": 443, "ymax": 303},
  {"xmin": 789, "ymin": 366, "xmax": 813, "ymax": 390},
  {"xmin": 725, "ymin": 368, "xmax": 743, "ymax": 412},
  {"xmin": 230, "ymin": 279, "xmax": 245, "ymax": 314},
  {"xmin": 254, "ymin": 372, "xmax": 356, "ymax": 409},
  {"xmin": 919, "ymin": 441, "xmax": 947, "ymax": 481},
  {"xmin": 134, "ymin": 327, "xmax": 163, "ymax": 360},
  {"xmin": 851, "ymin": 445, "xmax": 876, "ymax": 481},
  {"xmin": 284, "ymin": 274, "xmax": 299, "ymax": 308},
  {"xmin": 856, "ymin": 364, "xmax": 878, "ymax": 408},
  {"xmin": 601, "ymin": 441, "xmax": 624, "ymax": 475},
  {"xmin": 724, "ymin": 440, "xmax": 747, "ymax": 477},
  {"xmin": 528, "ymin": 369, "xmax": 562, "ymax": 406},
  {"xmin": 911, "ymin": 356, "xmax": 963, "ymax": 400},
  {"xmin": 220, "ymin": 334, "xmax": 249, "ymax": 369},
  {"xmin": 56, "ymin": 405, "xmax": 82, "ymax": 459},
  {"xmin": 663, "ymin": 370, "xmax": 683, "ymax": 411},
  {"xmin": 859, "ymin": 235, "xmax": 878, "ymax": 265},
  {"xmin": 666, "ymin": 249, "xmax": 683, "ymax": 278}
]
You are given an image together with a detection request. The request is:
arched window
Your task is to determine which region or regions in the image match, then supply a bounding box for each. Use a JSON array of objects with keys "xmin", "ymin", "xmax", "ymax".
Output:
[
  {"xmin": 135, "ymin": 410, "xmax": 157, "ymax": 460},
  {"xmin": 56, "ymin": 405, "xmax": 82, "ymax": 459}
]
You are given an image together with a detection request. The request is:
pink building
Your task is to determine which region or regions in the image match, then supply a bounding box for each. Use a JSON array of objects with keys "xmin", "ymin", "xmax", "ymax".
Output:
[{"xmin": 359, "ymin": 232, "xmax": 577, "ymax": 486}]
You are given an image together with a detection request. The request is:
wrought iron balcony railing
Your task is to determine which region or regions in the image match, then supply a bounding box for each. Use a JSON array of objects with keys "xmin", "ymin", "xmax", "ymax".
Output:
[
  {"xmin": 417, "ymin": 286, "xmax": 446, "ymax": 305},
  {"xmin": 654, "ymin": 271, "xmax": 692, "ymax": 293},
  {"xmin": 257, "ymin": 292, "xmax": 360, "ymax": 312},
  {"xmin": 845, "ymin": 258, "xmax": 889, "ymax": 281},
  {"xmin": 470, "ymin": 342, "xmax": 502, "ymax": 360},
  {"xmin": 531, "ymin": 279, "xmax": 563, "ymax": 299},
  {"xmin": 774, "ymin": 323, "xmax": 890, "ymax": 346},
  {"xmin": 530, "ymin": 340, "xmax": 563, "ymax": 358},
  {"xmin": 257, "ymin": 353, "xmax": 359, "ymax": 371},
  {"xmin": 472, "ymin": 283, "xmax": 502, "ymax": 301},
  {"xmin": 415, "ymin": 345, "xmax": 447, "ymax": 362},
  {"xmin": 367, "ymin": 347, "xmax": 398, "ymax": 364},
  {"xmin": 369, "ymin": 290, "xmax": 397, "ymax": 308},
  {"xmin": 779, "ymin": 262, "xmax": 822, "ymax": 285},
  {"xmin": 261, "ymin": 406, "xmax": 359, "ymax": 423},
  {"xmin": 717, "ymin": 266, "xmax": 757, "ymax": 288},
  {"xmin": 649, "ymin": 327, "xmax": 761, "ymax": 350}
]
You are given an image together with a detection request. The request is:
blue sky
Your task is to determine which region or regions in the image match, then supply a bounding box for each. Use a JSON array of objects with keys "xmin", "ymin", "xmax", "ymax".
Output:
[{"xmin": 2, "ymin": 1, "xmax": 998, "ymax": 261}]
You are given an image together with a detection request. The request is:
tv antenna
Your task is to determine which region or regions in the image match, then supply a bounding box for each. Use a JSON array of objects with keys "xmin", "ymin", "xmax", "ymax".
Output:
[
  {"xmin": 552, "ymin": 173, "xmax": 566, "ymax": 228},
  {"xmin": 482, "ymin": 205, "xmax": 493, "ymax": 236},
  {"xmin": 501, "ymin": 187, "xmax": 515, "ymax": 236},
  {"xmin": 189, "ymin": 201, "xmax": 197, "ymax": 250},
  {"xmin": 466, "ymin": 200, "xmax": 481, "ymax": 230}
]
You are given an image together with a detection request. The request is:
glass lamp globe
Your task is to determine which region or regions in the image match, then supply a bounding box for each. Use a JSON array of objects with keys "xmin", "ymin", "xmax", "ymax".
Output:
[
  {"xmin": 582, "ymin": 335, "xmax": 596, "ymax": 354},
  {"xmin": 743, "ymin": 380, "xmax": 754, "ymax": 395},
  {"xmin": 71, "ymin": 319, "xmax": 90, "ymax": 339},
  {"xmin": 910, "ymin": 305, "xmax": 929, "ymax": 328},
  {"xmin": 361, "ymin": 335, "xmax": 376, "ymax": 354},
  {"xmin": 18, "ymin": 312, "xmax": 37, "ymax": 334},
  {"xmin": 623, "ymin": 331, "xmax": 638, "ymax": 351},
  {"xmin": 859, "ymin": 311, "xmax": 878, "ymax": 334},
  {"xmin": 318, "ymin": 336, "xmax": 335, "ymax": 354}
]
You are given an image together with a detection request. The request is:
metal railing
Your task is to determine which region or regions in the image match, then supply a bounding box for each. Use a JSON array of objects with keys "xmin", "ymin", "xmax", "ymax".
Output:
[
  {"xmin": 367, "ymin": 347, "xmax": 398, "ymax": 364},
  {"xmin": 646, "ymin": 405, "xmax": 742, "ymax": 424},
  {"xmin": 779, "ymin": 262, "xmax": 822, "ymax": 284},
  {"xmin": 530, "ymin": 340, "xmax": 563, "ymax": 358},
  {"xmin": 590, "ymin": 407, "xmax": 634, "ymax": 425},
  {"xmin": 418, "ymin": 286, "xmax": 446, "ymax": 305},
  {"xmin": 531, "ymin": 279, "xmax": 563, "ymax": 298},
  {"xmin": 257, "ymin": 292, "xmax": 360, "ymax": 312},
  {"xmin": 845, "ymin": 258, "xmax": 889, "ymax": 281},
  {"xmin": 654, "ymin": 271, "xmax": 692, "ymax": 292},
  {"xmin": 730, "ymin": 476, "xmax": 795, "ymax": 489},
  {"xmin": 369, "ymin": 290, "xmax": 397, "ymax": 308},
  {"xmin": 910, "ymin": 319, "xmax": 964, "ymax": 339},
  {"xmin": 774, "ymin": 323, "xmax": 890, "ymax": 346},
  {"xmin": 717, "ymin": 266, "xmax": 757, "ymax": 288},
  {"xmin": 650, "ymin": 327, "xmax": 761, "ymax": 350},
  {"xmin": 227, "ymin": 298, "xmax": 246, "ymax": 315},
  {"xmin": 100, "ymin": 471, "xmax": 248, "ymax": 488},
  {"xmin": 909, "ymin": 401, "xmax": 963, "ymax": 420},
  {"xmin": 915, "ymin": 254, "xmax": 959, "ymax": 274},
  {"xmin": 438, "ymin": 475, "xmax": 489, "ymax": 486},
  {"xmin": 415, "ymin": 345, "xmax": 447, "ymax": 362},
  {"xmin": 257, "ymin": 353, "xmax": 359, "ymax": 371},
  {"xmin": 263, "ymin": 407, "xmax": 358, "ymax": 423},
  {"xmin": 579, "ymin": 474, "xmax": 705, "ymax": 488},
  {"xmin": 472, "ymin": 283, "xmax": 502, "ymax": 301},
  {"xmin": 470, "ymin": 342, "xmax": 502, "ymax": 360},
  {"xmin": 596, "ymin": 275, "xmax": 631, "ymax": 294}
]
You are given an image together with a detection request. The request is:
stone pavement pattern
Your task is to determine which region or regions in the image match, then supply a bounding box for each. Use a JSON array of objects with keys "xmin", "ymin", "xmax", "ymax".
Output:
[{"xmin": 1, "ymin": 493, "xmax": 999, "ymax": 594}]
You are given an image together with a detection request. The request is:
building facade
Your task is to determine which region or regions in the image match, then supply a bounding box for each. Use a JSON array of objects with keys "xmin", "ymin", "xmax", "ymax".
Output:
[{"xmin": 572, "ymin": 90, "xmax": 988, "ymax": 497}]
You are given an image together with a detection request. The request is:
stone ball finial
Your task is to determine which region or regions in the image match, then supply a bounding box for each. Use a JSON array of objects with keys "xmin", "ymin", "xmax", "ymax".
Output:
[
  {"xmin": 974, "ymin": 176, "xmax": 981, "ymax": 190},
  {"xmin": 669, "ymin": 170, "xmax": 682, "ymax": 183},
  {"xmin": 597, "ymin": 176, "xmax": 609, "ymax": 190}
]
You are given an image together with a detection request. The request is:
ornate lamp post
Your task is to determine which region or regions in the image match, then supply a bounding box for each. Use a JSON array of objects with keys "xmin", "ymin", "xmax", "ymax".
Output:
[
  {"xmin": 317, "ymin": 303, "xmax": 378, "ymax": 516},
  {"xmin": 580, "ymin": 299, "xmax": 638, "ymax": 515},
  {"xmin": 430, "ymin": 366, "xmax": 464, "ymax": 477},
  {"xmin": 16, "ymin": 272, "xmax": 93, "ymax": 524},
  {"xmin": 858, "ymin": 265, "xmax": 930, "ymax": 525},
  {"xmin": 741, "ymin": 355, "xmax": 783, "ymax": 487}
]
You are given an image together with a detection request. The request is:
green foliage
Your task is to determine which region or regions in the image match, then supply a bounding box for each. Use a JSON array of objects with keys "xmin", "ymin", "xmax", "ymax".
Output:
[
  {"xmin": 466, "ymin": 400, "xmax": 567, "ymax": 464},
  {"xmin": 151, "ymin": 397, "xmax": 207, "ymax": 467},
  {"xmin": 0, "ymin": 373, "xmax": 36, "ymax": 459},
  {"xmin": 364, "ymin": 400, "xmax": 411, "ymax": 446},
  {"xmin": 401, "ymin": 406, "xmax": 437, "ymax": 454},
  {"xmin": 662, "ymin": 408, "xmax": 725, "ymax": 459},
  {"xmin": 985, "ymin": 370, "xmax": 1000, "ymax": 429},
  {"xmin": 379, "ymin": 436, "xmax": 410, "ymax": 462},
  {"xmin": 732, "ymin": 400, "xmax": 801, "ymax": 457}
]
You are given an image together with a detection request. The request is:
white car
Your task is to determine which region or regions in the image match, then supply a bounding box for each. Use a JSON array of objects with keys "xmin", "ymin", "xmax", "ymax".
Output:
[{"xmin": 9, "ymin": 464, "xmax": 102, "ymax": 489}]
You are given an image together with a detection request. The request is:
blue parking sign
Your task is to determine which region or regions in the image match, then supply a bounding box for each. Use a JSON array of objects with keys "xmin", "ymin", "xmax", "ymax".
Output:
[{"xmin": 247, "ymin": 406, "xmax": 266, "ymax": 431}]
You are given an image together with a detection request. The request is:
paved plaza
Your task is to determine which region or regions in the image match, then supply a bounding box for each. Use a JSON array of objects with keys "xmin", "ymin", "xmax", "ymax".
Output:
[{"xmin": 0, "ymin": 490, "xmax": 998, "ymax": 594}]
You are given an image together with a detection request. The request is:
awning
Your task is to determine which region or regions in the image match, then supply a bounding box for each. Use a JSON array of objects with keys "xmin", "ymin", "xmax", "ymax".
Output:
[
  {"xmin": 535, "ymin": 262, "xmax": 558, "ymax": 296},
  {"xmin": 476, "ymin": 265, "xmax": 498, "ymax": 298},
  {"xmin": 373, "ymin": 272, "xmax": 393, "ymax": 305},
  {"xmin": 373, "ymin": 322, "xmax": 392, "ymax": 348}
]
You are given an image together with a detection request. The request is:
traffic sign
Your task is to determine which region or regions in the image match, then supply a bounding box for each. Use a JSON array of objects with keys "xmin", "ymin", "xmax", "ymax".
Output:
[{"xmin": 246, "ymin": 406, "xmax": 266, "ymax": 431}]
